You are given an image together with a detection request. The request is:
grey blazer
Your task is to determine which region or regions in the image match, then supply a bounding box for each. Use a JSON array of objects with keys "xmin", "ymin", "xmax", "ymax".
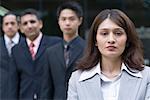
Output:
[{"xmin": 67, "ymin": 65, "xmax": 150, "ymax": 100}]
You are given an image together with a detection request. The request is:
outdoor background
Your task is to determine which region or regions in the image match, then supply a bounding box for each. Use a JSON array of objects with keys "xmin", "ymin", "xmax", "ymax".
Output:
[{"xmin": 0, "ymin": 0, "xmax": 150, "ymax": 65}]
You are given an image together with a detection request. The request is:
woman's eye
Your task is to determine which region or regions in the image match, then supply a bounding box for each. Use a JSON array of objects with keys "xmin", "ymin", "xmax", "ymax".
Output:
[
  {"xmin": 115, "ymin": 31, "xmax": 122, "ymax": 36},
  {"xmin": 101, "ymin": 32, "xmax": 108, "ymax": 35}
]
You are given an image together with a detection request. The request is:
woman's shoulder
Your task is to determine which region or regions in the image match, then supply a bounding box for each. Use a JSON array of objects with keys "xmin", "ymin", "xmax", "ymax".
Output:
[
  {"xmin": 141, "ymin": 65, "xmax": 150, "ymax": 77},
  {"xmin": 143, "ymin": 65, "xmax": 150, "ymax": 72},
  {"xmin": 69, "ymin": 70, "xmax": 84, "ymax": 83},
  {"xmin": 71, "ymin": 70, "xmax": 83, "ymax": 78}
]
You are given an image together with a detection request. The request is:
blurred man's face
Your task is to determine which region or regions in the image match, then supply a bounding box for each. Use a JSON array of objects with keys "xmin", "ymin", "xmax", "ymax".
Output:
[
  {"xmin": 2, "ymin": 14, "xmax": 19, "ymax": 38},
  {"xmin": 58, "ymin": 9, "xmax": 82, "ymax": 36},
  {"xmin": 20, "ymin": 14, "xmax": 43, "ymax": 41}
]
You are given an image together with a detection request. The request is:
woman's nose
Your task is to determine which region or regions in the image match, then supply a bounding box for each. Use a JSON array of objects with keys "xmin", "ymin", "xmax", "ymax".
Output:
[{"xmin": 107, "ymin": 34, "xmax": 116, "ymax": 44}]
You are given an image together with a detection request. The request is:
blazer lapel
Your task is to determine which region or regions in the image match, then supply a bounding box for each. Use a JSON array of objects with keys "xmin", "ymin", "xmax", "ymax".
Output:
[
  {"xmin": 80, "ymin": 74, "xmax": 104, "ymax": 100},
  {"xmin": 21, "ymin": 40, "xmax": 33, "ymax": 61},
  {"xmin": 69, "ymin": 47, "xmax": 81, "ymax": 66},
  {"xmin": 118, "ymin": 71, "xmax": 142, "ymax": 100},
  {"xmin": 68, "ymin": 40, "xmax": 83, "ymax": 68},
  {"xmin": 54, "ymin": 43, "xmax": 66, "ymax": 69},
  {"xmin": 1, "ymin": 38, "xmax": 9, "ymax": 58},
  {"xmin": 35, "ymin": 36, "xmax": 47, "ymax": 60}
]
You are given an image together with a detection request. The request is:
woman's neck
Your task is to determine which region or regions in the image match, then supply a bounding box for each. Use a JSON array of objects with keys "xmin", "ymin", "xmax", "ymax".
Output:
[{"xmin": 101, "ymin": 57, "xmax": 122, "ymax": 79}]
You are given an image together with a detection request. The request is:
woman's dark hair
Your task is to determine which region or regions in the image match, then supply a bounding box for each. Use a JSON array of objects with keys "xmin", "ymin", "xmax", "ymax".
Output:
[{"xmin": 77, "ymin": 9, "xmax": 144, "ymax": 71}]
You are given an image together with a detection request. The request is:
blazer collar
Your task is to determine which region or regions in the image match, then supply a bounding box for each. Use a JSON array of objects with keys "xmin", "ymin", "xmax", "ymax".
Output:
[
  {"xmin": 79, "ymin": 63, "xmax": 100, "ymax": 82},
  {"xmin": 122, "ymin": 63, "xmax": 142, "ymax": 78},
  {"xmin": 79, "ymin": 62, "xmax": 142, "ymax": 82}
]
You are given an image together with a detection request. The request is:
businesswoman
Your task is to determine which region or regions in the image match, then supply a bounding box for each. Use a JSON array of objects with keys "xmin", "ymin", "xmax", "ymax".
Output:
[{"xmin": 67, "ymin": 9, "xmax": 150, "ymax": 100}]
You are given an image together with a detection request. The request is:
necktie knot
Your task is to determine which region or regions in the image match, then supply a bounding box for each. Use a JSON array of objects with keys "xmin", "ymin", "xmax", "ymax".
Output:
[
  {"xmin": 30, "ymin": 42, "xmax": 35, "ymax": 48},
  {"xmin": 64, "ymin": 44, "xmax": 69, "ymax": 51},
  {"xmin": 9, "ymin": 39, "xmax": 13, "ymax": 44}
]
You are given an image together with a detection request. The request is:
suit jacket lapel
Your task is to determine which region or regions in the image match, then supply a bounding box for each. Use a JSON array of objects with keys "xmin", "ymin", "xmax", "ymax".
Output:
[
  {"xmin": 54, "ymin": 42, "xmax": 66, "ymax": 69},
  {"xmin": 69, "ymin": 45, "xmax": 82, "ymax": 67},
  {"xmin": 21, "ymin": 39, "xmax": 33, "ymax": 61},
  {"xmin": 1, "ymin": 37, "xmax": 9, "ymax": 58},
  {"xmin": 21, "ymin": 36, "xmax": 46, "ymax": 61},
  {"xmin": 118, "ymin": 71, "xmax": 142, "ymax": 100},
  {"xmin": 35, "ymin": 36, "xmax": 47, "ymax": 60},
  {"xmin": 80, "ymin": 74, "xmax": 104, "ymax": 100},
  {"xmin": 68, "ymin": 37, "xmax": 84, "ymax": 68}
]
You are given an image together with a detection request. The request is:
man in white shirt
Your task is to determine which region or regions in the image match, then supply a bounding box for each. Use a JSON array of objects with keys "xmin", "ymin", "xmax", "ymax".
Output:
[{"xmin": 0, "ymin": 11, "xmax": 21, "ymax": 99}]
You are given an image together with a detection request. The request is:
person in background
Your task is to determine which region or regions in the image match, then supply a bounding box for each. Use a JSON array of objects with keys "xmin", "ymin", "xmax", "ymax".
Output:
[
  {"xmin": 1, "ymin": 12, "xmax": 21, "ymax": 56},
  {"xmin": 9, "ymin": 8, "xmax": 61, "ymax": 100},
  {"xmin": 67, "ymin": 9, "xmax": 150, "ymax": 100},
  {"xmin": 41, "ymin": 1, "xmax": 85, "ymax": 100},
  {"xmin": 0, "ymin": 11, "xmax": 23, "ymax": 99}
]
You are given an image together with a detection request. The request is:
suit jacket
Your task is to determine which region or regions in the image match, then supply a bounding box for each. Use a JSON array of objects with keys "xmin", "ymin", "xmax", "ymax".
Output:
[
  {"xmin": 9, "ymin": 35, "xmax": 61, "ymax": 100},
  {"xmin": 0, "ymin": 35, "xmax": 23, "ymax": 99},
  {"xmin": 67, "ymin": 65, "xmax": 150, "ymax": 100},
  {"xmin": 41, "ymin": 36, "xmax": 85, "ymax": 100}
]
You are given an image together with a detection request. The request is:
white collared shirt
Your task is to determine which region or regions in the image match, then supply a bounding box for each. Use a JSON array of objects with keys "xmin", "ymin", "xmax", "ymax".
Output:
[
  {"xmin": 79, "ymin": 62, "xmax": 142, "ymax": 100},
  {"xmin": 4, "ymin": 32, "xmax": 20, "ymax": 54},
  {"xmin": 26, "ymin": 32, "xmax": 43, "ymax": 55},
  {"xmin": 100, "ymin": 70, "xmax": 121, "ymax": 100}
]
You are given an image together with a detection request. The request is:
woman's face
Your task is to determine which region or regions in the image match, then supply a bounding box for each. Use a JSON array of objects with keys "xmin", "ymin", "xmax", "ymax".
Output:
[{"xmin": 96, "ymin": 18, "xmax": 127, "ymax": 59}]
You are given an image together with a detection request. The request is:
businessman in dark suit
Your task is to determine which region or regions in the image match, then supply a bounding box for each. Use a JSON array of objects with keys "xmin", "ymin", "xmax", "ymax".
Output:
[
  {"xmin": 0, "ymin": 12, "xmax": 22, "ymax": 99},
  {"xmin": 41, "ymin": 1, "xmax": 85, "ymax": 100},
  {"xmin": 9, "ymin": 9, "xmax": 61, "ymax": 100}
]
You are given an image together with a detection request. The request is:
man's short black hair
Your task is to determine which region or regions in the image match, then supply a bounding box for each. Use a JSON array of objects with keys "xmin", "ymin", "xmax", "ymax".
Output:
[
  {"xmin": 2, "ymin": 11, "xmax": 18, "ymax": 22},
  {"xmin": 56, "ymin": 1, "xmax": 83, "ymax": 19},
  {"xmin": 20, "ymin": 8, "xmax": 42, "ymax": 20}
]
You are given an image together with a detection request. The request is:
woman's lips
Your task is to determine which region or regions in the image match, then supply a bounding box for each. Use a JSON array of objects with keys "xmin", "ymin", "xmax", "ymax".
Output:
[{"xmin": 106, "ymin": 46, "xmax": 117, "ymax": 51}]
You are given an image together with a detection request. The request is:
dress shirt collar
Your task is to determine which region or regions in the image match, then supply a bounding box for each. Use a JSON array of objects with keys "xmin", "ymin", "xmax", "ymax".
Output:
[
  {"xmin": 26, "ymin": 32, "xmax": 43, "ymax": 48},
  {"xmin": 4, "ymin": 32, "xmax": 20, "ymax": 45},
  {"xmin": 63, "ymin": 36, "xmax": 79, "ymax": 48},
  {"xmin": 79, "ymin": 62, "xmax": 142, "ymax": 82}
]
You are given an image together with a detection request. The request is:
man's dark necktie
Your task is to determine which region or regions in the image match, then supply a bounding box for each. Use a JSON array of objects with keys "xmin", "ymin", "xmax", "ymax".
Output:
[{"xmin": 64, "ymin": 44, "xmax": 70, "ymax": 67}]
